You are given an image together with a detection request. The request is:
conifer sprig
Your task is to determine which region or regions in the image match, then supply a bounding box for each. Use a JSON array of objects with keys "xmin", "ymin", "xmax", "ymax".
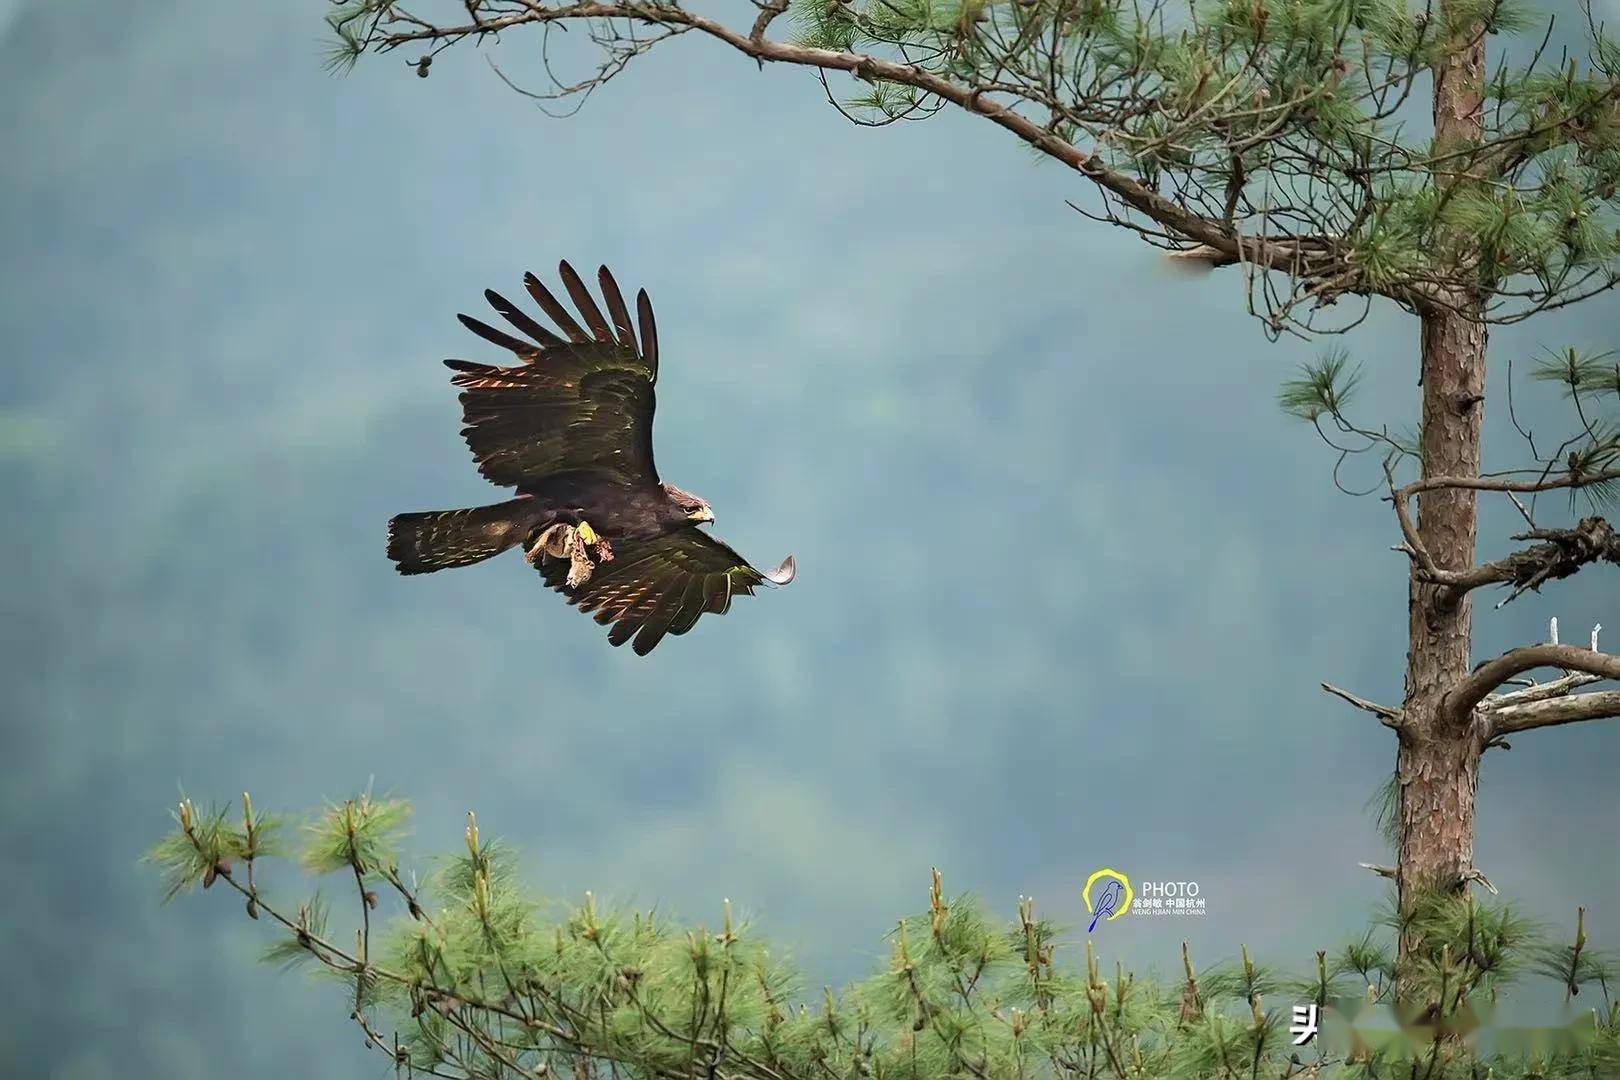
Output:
[{"xmin": 152, "ymin": 793, "xmax": 1620, "ymax": 1078}]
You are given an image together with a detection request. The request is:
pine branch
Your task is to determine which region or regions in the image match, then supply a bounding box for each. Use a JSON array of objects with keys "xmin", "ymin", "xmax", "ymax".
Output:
[
  {"xmin": 1388, "ymin": 469, "xmax": 1620, "ymax": 599},
  {"xmin": 1446, "ymin": 644, "xmax": 1620, "ymax": 723},
  {"xmin": 1485, "ymin": 690, "xmax": 1620, "ymax": 735},
  {"xmin": 1442, "ymin": 517, "xmax": 1620, "ymax": 604},
  {"xmin": 152, "ymin": 790, "xmax": 1620, "ymax": 1077},
  {"xmin": 1321, "ymin": 682, "xmax": 1403, "ymax": 728}
]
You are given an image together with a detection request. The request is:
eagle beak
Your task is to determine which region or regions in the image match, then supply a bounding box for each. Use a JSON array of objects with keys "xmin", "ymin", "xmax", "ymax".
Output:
[{"xmin": 690, "ymin": 506, "xmax": 715, "ymax": 524}]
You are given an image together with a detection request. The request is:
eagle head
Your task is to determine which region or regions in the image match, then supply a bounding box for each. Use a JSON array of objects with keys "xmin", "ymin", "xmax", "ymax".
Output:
[{"xmin": 663, "ymin": 483, "xmax": 714, "ymax": 524}]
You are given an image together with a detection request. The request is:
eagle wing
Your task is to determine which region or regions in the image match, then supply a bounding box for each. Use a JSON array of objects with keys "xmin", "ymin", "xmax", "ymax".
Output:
[
  {"xmin": 446, "ymin": 261, "xmax": 660, "ymax": 492},
  {"xmin": 538, "ymin": 528, "xmax": 796, "ymax": 655}
]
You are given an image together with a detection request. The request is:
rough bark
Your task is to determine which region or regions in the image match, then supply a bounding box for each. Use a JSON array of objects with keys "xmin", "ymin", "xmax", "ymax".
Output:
[
  {"xmin": 1398, "ymin": 305, "xmax": 1487, "ymax": 902},
  {"xmin": 1396, "ymin": 4, "xmax": 1488, "ymax": 960}
]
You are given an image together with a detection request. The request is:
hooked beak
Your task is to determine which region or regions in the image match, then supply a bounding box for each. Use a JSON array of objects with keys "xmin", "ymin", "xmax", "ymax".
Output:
[{"xmin": 689, "ymin": 506, "xmax": 715, "ymax": 524}]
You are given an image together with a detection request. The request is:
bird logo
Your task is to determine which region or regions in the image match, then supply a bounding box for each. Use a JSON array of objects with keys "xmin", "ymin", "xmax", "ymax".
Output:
[{"xmin": 1083, "ymin": 868, "xmax": 1133, "ymax": 932}]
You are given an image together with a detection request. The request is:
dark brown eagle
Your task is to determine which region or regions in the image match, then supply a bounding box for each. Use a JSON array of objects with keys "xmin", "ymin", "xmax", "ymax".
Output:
[{"xmin": 387, "ymin": 261, "xmax": 795, "ymax": 655}]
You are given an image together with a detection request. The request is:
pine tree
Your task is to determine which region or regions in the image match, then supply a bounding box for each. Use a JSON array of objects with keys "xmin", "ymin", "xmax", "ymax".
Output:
[
  {"xmin": 315, "ymin": 0, "xmax": 1620, "ymax": 967},
  {"xmin": 150, "ymin": 792, "xmax": 1620, "ymax": 1077}
]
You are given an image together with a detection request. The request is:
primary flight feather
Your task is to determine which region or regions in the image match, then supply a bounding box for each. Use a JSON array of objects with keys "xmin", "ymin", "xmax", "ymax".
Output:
[{"xmin": 387, "ymin": 261, "xmax": 795, "ymax": 655}]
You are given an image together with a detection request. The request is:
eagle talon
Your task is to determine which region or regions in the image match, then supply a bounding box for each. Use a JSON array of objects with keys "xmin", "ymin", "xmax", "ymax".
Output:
[
  {"xmin": 524, "ymin": 532, "xmax": 549, "ymax": 566},
  {"xmin": 525, "ymin": 521, "xmax": 610, "ymax": 589},
  {"xmin": 526, "ymin": 523, "xmax": 563, "ymax": 566}
]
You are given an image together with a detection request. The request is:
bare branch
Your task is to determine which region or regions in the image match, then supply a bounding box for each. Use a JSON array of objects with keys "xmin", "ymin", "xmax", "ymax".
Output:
[
  {"xmin": 1447, "ymin": 644, "xmax": 1620, "ymax": 723},
  {"xmin": 1461, "ymin": 867, "xmax": 1498, "ymax": 895},
  {"xmin": 749, "ymin": 0, "xmax": 790, "ymax": 44},
  {"xmin": 1388, "ymin": 470, "xmax": 1620, "ymax": 596},
  {"xmin": 1164, "ymin": 244, "xmax": 1238, "ymax": 269},
  {"xmin": 1446, "ymin": 517, "xmax": 1620, "ymax": 604},
  {"xmin": 327, "ymin": 0, "xmax": 1474, "ymax": 334},
  {"xmin": 1487, "ymin": 690, "xmax": 1620, "ymax": 736},
  {"xmin": 1321, "ymin": 682, "xmax": 1403, "ymax": 728},
  {"xmin": 1403, "ymin": 471, "xmax": 1620, "ymax": 500},
  {"xmin": 1486, "ymin": 670, "xmax": 1607, "ymax": 708},
  {"xmin": 331, "ymin": 0, "xmax": 1620, "ymax": 331}
]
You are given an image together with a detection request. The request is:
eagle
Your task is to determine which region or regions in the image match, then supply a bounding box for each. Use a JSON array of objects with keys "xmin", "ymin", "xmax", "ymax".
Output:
[{"xmin": 387, "ymin": 261, "xmax": 795, "ymax": 655}]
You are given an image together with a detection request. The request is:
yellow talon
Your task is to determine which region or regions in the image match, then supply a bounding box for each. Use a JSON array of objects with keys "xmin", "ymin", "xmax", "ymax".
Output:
[{"xmin": 576, "ymin": 520, "xmax": 600, "ymax": 546}]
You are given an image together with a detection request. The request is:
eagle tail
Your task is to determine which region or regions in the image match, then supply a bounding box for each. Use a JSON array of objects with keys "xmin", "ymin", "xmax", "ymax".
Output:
[{"xmin": 387, "ymin": 500, "xmax": 533, "ymax": 575}]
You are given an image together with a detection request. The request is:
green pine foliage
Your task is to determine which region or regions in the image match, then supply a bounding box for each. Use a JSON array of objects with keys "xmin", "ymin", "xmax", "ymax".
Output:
[
  {"xmin": 1531, "ymin": 347, "xmax": 1620, "ymax": 397},
  {"xmin": 1278, "ymin": 333, "xmax": 1618, "ymax": 506},
  {"xmin": 300, "ymin": 791, "xmax": 412, "ymax": 876},
  {"xmin": 1278, "ymin": 350, "xmax": 1362, "ymax": 422},
  {"xmin": 316, "ymin": 2, "xmax": 1620, "ymax": 337},
  {"xmin": 151, "ymin": 794, "xmax": 1620, "ymax": 1078},
  {"xmin": 248, "ymin": 3, "xmax": 1620, "ymax": 1074},
  {"xmin": 782, "ymin": 0, "xmax": 1620, "ymax": 332},
  {"xmin": 147, "ymin": 792, "xmax": 285, "ymax": 901}
]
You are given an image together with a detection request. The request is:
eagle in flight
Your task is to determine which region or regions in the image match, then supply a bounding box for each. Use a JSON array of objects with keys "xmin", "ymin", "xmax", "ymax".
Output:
[{"xmin": 388, "ymin": 261, "xmax": 795, "ymax": 655}]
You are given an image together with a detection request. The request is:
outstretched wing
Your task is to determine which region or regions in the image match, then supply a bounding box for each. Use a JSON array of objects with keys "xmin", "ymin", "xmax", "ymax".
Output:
[
  {"xmin": 538, "ymin": 528, "xmax": 796, "ymax": 655},
  {"xmin": 447, "ymin": 261, "xmax": 661, "ymax": 492}
]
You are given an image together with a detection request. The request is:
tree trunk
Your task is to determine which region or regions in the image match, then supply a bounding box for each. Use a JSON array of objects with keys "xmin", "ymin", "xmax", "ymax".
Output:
[
  {"xmin": 1397, "ymin": 304, "xmax": 1487, "ymax": 910},
  {"xmin": 1396, "ymin": 5, "xmax": 1488, "ymax": 962}
]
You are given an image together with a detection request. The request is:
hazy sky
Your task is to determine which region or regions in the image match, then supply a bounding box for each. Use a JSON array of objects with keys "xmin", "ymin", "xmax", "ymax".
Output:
[{"xmin": 2, "ymin": 3, "xmax": 1617, "ymax": 1076}]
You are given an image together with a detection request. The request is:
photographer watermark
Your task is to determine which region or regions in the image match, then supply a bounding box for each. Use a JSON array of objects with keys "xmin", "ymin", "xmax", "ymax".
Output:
[{"xmin": 1083, "ymin": 868, "xmax": 1208, "ymax": 931}]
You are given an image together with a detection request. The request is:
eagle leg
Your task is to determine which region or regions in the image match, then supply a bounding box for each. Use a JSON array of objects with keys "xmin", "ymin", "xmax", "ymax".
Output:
[
  {"xmin": 526, "ymin": 523, "xmax": 573, "ymax": 565},
  {"xmin": 525, "ymin": 521, "xmax": 613, "ymax": 588},
  {"xmin": 523, "ymin": 531, "xmax": 547, "ymax": 565},
  {"xmin": 566, "ymin": 535, "xmax": 594, "ymax": 588}
]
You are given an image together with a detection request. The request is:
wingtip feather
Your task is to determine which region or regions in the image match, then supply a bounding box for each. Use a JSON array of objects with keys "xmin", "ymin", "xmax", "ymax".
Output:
[{"xmin": 764, "ymin": 554, "xmax": 796, "ymax": 585}]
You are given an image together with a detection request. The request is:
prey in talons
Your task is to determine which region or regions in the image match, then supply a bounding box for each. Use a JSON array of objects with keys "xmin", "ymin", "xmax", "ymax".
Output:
[{"xmin": 526, "ymin": 521, "xmax": 615, "ymax": 589}]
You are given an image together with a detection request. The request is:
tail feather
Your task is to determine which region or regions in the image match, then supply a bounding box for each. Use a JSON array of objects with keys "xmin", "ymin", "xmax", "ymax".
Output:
[{"xmin": 387, "ymin": 500, "xmax": 531, "ymax": 575}]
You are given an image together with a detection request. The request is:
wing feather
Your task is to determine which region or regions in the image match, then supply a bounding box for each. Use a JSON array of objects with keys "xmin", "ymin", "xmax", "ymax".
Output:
[
  {"xmin": 666, "ymin": 575, "xmax": 711, "ymax": 637},
  {"xmin": 457, "ymin": 314, "xmax": 541, "ymax": 359},
  {"xmin": 449, "ymin": 265, "xmax": 658, "ymax": 490},
  {"xmin": 558, "ymin": 260, "xmax": 615, "ymax": 344},
  {"xmin": 701, "ymin": 573, "xmax": 732, "ymax": 615},
  {"xmin": 523, "ymin": 271, "xmax": 591, "ymax": 343},
  {"xmin": 597, "ymin": 266, "xmax": 638, "ymax": 352},
  {"xmin": 630, "ymin": 574, "xmax": 692, "ymax": 655},
  {"xmin": 485, "ymin": 289, "xmax": 565, "ymax": 349},
  {"xmin": 607, "ymin": 615, "xmax": 640, "ymax": 648},
  {"xmin": 538, "ymin": 528, "xmax": 793, "ymax": 653},
  {"xmin": 636, "ymin": 290, "xmax": 659, "ymax": 380}
]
